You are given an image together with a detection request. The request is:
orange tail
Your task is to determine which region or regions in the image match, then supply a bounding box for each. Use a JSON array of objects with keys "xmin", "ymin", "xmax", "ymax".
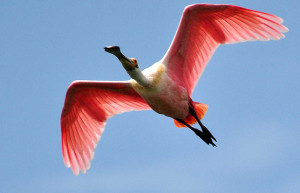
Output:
[{"xmin": 173, "ymin": 102, "xmax": 208, "ymax": 128}]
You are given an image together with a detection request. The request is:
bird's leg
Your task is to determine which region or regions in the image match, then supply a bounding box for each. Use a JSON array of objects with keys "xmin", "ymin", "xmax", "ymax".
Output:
[
  {"xmin": 175, "ymin": 118, "xmax": 216, "ymax": 147},
  {"xmin": 189, "ymin": 104, "xmax": 217, "ymax": 145}
]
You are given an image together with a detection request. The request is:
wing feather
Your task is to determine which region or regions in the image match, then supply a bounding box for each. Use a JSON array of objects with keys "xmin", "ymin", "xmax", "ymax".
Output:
[
  {"xmin": 61, "ymin": 80, "xmax": 150, "ymax": 175},
  {"xmin": 162, "ymin": 4, "xmax": 288, "ymax": 94}
]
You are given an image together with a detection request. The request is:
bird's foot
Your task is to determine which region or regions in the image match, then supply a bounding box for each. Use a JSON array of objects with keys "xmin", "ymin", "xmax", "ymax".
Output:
[
  {"xmin": 188, "ymin": 105, "xmax": 217, "ymax": 146},
  {"xmin": 190, "ymin": 127, "xmax": 217, "ymax": 147},
  {"xmin": 198, "ymin": 121, "xmax": 217, "ymax": 143},
  {"xmin": 174, "ymin": 118, "xmax": 217, "ymax": 146}
]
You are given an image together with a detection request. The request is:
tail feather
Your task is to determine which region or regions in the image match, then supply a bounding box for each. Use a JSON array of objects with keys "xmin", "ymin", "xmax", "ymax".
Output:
[{"xmin": 174, "ymin": 102, "xmax": 208, "ymax": 128}]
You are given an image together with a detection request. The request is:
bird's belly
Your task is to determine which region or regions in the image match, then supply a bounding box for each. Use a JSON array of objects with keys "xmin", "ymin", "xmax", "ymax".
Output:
[
  {"xmin": 145, "ymin": 87, "xmax": 189, "ymax": 119},
  {"xmin": 132, "ymin": 72, "xmax": 189, "ymax": 119}
]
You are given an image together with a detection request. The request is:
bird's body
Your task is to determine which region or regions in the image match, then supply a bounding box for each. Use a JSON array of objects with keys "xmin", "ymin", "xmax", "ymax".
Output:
[
  {"xmin": 60, "ymin": 4, "xmax": 288, "ymax": 175},
  {"xmin": 131, "ymin": 62, "xmax": 190, "ymax": 119}
]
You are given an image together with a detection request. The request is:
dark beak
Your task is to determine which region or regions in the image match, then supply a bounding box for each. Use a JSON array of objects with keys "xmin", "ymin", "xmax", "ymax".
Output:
[
  {"xmin": 104, "ymin": 46, "xmax": 124, "ymax": 58},
  {"xmin": 104, "ymin": 46, "xmax": 120, "ymax": 53},
  {"xmin": 104, "ymin": 46, "xmax": 131, "ymax": 62},
  {"xmin": 104, "ymin": 46, "xmax": 135, "ymax": 71}
]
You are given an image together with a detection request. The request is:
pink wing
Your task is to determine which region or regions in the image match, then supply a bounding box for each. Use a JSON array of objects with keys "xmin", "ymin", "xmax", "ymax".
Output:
[
  {"xmin": 162, "ymin": 4, "xmax": 288, "ymax": 95},
  {"xmin": 61, "ymin": 80, "xmax": 151, "ymax": 175}
]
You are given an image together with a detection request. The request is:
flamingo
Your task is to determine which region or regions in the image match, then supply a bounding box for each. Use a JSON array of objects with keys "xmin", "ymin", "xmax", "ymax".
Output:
[{"xmin": 61, "ymin": 4, "xmax": 288, "ymax": 175}]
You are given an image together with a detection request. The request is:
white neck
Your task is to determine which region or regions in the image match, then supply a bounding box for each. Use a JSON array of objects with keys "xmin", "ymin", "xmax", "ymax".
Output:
[{"xmin": 127, "ymin": 68, "xmax": 150, "ymax": 87}]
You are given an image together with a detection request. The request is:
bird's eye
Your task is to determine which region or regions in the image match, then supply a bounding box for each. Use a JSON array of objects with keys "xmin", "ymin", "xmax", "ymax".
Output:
[{"xmin": 131, "ymin": 58, "xmax": 139, "ymax": 68}]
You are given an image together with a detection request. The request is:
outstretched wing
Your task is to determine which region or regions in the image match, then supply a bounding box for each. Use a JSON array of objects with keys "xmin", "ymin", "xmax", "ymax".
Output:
[
  {"xmin": 162, "ymin": 4, "xmax": 288, "ymax": 95},
  {"xmin": 61, "ymin": 80, "xmax": 151, "ymax": 175}
]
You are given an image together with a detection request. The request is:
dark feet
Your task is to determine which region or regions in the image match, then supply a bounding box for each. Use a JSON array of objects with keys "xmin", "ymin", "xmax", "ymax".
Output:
[
  {"xmin": 188, "ymin": 105, "xmax": 217, "ymax": 146},
  {"xmin": 190, "ymin": 126, "xmax": 217, "ymax": 147},
  {"xmin": 175, "ymin": 118, "xmax": 217, "ymax": 147},
  {"xmin": 198, "ymin": 120, "xmax": 217, "ymax": 142}
]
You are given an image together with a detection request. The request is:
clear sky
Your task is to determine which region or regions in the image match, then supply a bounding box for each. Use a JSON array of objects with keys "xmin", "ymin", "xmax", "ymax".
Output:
[{"xmin": 1, "ymin": 0, "xmax": 299, "ymax": 193}]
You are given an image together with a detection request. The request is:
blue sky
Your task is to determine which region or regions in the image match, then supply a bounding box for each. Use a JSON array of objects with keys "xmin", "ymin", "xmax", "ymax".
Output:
[{"xmin": 1, "ymin": 0, "xmax": 299, "ymax": 192}]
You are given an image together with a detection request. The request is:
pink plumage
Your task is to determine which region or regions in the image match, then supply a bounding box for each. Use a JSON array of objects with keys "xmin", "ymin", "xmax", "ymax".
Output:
[
  {"xmin": 163, "ymin": 4, "xmax": 288, "ymax": 95},
  {"xmin": 61, "ymin": 4, "xmax": 288, "ymax": 175},
  {"xmin": 61, "ymin": 81, "xmax": 150, "ymax": 175}
]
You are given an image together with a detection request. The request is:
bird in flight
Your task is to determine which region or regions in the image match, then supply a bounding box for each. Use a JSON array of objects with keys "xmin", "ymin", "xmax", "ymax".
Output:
[{"xmin": 60, "ymin": 4, "xmax": 288, "ymax": 175}]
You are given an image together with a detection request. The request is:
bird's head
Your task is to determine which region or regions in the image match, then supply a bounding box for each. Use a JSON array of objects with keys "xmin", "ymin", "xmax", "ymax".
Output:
[{"xmin": 104, "ymin": 46, "xmax": 139, "ymax": 71}]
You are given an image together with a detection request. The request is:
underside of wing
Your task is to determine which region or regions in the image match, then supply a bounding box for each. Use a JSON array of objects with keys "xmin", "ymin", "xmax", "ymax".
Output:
[
  {"xmin": 162, "ymin": 4, "xmax": 288, "ymax": 95},
  {"xmin": 60, "ymin": 81, "xmax": 151, "ymax": 175}
]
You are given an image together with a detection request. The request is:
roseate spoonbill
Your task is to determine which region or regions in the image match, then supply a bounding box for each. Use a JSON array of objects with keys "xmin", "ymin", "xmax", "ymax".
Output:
[{"xmin": 61, "ymin": 4, "xmax": 288, "ymax": 175}]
